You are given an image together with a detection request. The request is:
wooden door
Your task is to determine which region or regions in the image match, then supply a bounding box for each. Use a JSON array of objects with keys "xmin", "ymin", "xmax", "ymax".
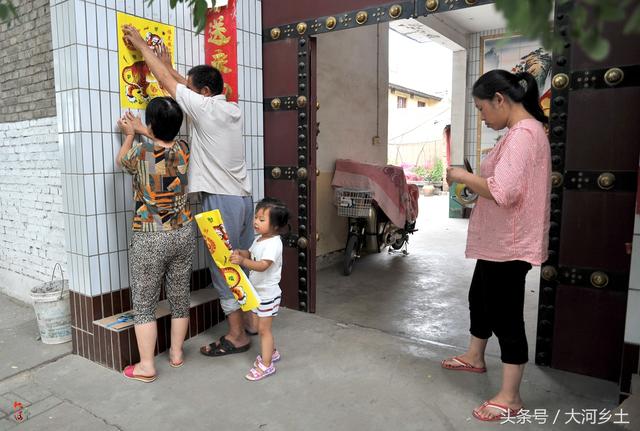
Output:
[{"xmin": 535, "ymin": 1, "xmax": 640, "ymax": 392}]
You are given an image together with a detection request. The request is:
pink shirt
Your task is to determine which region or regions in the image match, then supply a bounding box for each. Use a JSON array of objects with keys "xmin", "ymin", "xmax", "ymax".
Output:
[{"xmin": 466, "ymin": 118, "xmax": 551, "ymax": 265}]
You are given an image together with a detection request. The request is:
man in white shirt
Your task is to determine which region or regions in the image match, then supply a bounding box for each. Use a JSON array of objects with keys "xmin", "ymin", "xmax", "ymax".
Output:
[{"xmin": 123, "ymin": 25, "xmax": 253, "ymax": 357}]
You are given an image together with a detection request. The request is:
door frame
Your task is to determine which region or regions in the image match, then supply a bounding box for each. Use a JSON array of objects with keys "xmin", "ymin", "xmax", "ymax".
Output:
[{"xmin": 261, "ymin": 0, "xmax": 494, "ymax": 311}]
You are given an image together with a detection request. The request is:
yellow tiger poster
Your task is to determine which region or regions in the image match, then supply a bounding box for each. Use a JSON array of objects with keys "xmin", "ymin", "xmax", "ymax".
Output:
[
  {"xmin": 116, "ymin": 12, "xmax": 175, "ymax": 109},
  {"xmin": 195, "ymin": 210, "xmax": 260, "ymax": 312}
]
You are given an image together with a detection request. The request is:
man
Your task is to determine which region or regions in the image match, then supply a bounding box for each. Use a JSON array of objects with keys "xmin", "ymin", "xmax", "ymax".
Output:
[{"xmin": 123, "ymin": 25, "xmax": 253, "ymax": 357}]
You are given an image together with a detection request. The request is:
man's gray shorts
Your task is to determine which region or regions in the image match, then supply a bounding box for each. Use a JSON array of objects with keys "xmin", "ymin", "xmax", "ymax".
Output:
[{"xmin": 201, "ymin": 193, "xmax": 254, "ymax": 315}]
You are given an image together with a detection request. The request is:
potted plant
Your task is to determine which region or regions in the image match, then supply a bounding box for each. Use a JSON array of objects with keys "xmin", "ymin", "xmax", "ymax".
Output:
[
  {"xmin": 410, "ymin": 165, "xmax": 433, "ymax": 196},
  {"xmin": 429, "ymin": 159, "xmax": 444, "ymax": 194},
  {"xmin": 412, "ymin": 165, "xmax": 429, "ymax": 184}
]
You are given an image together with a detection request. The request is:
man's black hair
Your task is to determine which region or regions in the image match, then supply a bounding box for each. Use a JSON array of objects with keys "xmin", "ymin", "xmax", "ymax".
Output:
[
  {"xmin": 145, "ymin": 97, "xmax": 183, "ymax": 142},
  {"xmin": 187, "ymin": 65, "xmax": 224, "ymax": 95}
]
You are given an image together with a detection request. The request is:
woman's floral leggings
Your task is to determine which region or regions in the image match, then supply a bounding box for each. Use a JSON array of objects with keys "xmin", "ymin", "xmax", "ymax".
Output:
[{"xmin": 129, "ymin": 223, "xmax": 195, "ymax": 325}]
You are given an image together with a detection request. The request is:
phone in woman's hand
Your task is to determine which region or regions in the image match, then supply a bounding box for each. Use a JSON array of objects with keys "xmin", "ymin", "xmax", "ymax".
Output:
[{"xmin": 464, "ymin": 157, "xmax": 473, "ymax": 174}]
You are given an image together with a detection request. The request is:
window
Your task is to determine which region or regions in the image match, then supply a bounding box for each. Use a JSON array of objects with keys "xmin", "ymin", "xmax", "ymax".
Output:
[
  {"xmin": 417, "ymin": 101, "xmax": 426, "ymax": 108},
  {"xmin": 397, "ymin": 96, "xmax": 407, "ymax": 109}
]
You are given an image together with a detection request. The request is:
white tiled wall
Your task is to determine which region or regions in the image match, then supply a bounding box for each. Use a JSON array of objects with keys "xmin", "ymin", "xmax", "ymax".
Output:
[
  {"xmin": 625, "ymin": 180, "xmax": 640, "ymax": 346},
  {"xmin": 464, "ymin": 28, "xmax": 506, "ymax": 172},
  {"xmin": 237, "ymin": 0, "xmax": 265, "ymax": 201},
  {"xmin": 50, "ymin": 0, "xmax": 264, "ymax": 296}
]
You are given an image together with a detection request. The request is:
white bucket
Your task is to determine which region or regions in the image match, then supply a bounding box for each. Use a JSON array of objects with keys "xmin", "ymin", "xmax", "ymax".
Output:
[{"xmin": 30, "ymin": 265, "xmax": 72, "ymax": 344}]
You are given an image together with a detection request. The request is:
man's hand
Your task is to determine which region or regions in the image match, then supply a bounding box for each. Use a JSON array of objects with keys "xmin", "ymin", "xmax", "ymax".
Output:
[
  {"xmin": 153, "ymin": 42, "xmax": 173, "ymax": 68},
  {"xmin": 229, "ymin": 250, "xmax": 244, "ymax": 266},
  {"xmin": 124, "ymin": 111, "xmax": 148, "ymax": 136},
  {"xmin": 122, "ymin": 24, "xmax": 179, "ymax": 98},
  {"xmin": 154, "ymin": 40, "xmax": 188, "ymax": 89},
  {"xmin": 117, "ymin": 115, "xmax": 135, "ymax": 137},
  {"xmin": 122, "ymin": 25, "xmax": 146, "ymax": 51}
]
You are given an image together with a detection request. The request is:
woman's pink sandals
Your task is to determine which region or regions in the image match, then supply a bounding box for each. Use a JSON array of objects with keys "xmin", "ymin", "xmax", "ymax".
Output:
[
  {"xmin": 123, "ymin": 365, "xmax": 157, "ymax": 383},
  {"xmin": 169, "ymin": 348, "xmax": 184, "ymax": 368}
]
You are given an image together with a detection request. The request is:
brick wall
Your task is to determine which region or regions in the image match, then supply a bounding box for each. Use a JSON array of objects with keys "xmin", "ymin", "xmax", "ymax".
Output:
[
  {"xmin": 0, "ymin": 1, "xmax": 62, "ymax": 302},
  {"xmin": 0, "ymin": 0, "xmax": 56, "ymax": 123},
  {"xmin": 0, "ymin": 117, "xmax": 66, "ymax": 303}
]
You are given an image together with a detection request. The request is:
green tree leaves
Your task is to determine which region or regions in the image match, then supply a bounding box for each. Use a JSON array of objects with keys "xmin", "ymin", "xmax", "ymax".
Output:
[
  {"xmin": 0, "ymin": 0, "xmax": 17, "ymax": 25},
  {"xmin": 494, "ymin": 0, "xmax": 640, "ymax": 61},
  {"xmin": 145, "ymin": 0, "xmax": 211, "ymax": 33}
]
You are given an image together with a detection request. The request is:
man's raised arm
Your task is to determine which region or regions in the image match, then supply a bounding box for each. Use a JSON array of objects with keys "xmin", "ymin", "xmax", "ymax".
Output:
[{"xmin": 122, "ymin": 25, "xmax": 187, "ymax": 99}]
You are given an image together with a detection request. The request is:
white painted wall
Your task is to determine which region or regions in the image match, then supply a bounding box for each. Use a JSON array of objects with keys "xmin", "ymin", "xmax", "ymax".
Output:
[
  {"xmin": 388, "ymin": 100, "xmax": 449, "ymax": 145},
  {"xmin": 316, "ymin": 23, "xmax": 389, "ymax": 255},
  {"xmin": 0, "ymin": 117, "xmax": 66, "ymax": 304},
  {"xmin": 450, "ymin": 50, "xmax": 467, "ymax": 166}
]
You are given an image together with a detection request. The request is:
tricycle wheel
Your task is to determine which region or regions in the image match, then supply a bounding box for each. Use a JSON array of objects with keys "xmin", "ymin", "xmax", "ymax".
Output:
[
  {"xmin": 343, "ymin": 235, "xmax": 359, "ymax": 276},
  {"xmin": 391, "ymin": 233, "xmax": 407, "ymax": 250}
]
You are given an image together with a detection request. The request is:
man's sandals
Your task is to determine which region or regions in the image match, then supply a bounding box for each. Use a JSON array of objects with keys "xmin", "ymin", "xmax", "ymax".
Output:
[{"xmin": 200, "ymin": 335, "xmax": 251, "ymax": 357}]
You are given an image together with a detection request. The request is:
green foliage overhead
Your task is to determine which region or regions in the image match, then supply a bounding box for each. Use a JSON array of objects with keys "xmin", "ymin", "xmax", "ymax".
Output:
[
  {"xmin": 494, "ymin": 0, "xmax": 640, "ymax": 61},
  {"xmin": 0, "ymin": 0, "xmax": 17, "ymax": 25},
  {"xmin": 150, "ymin": 0, "xmax": 211, "ymax": 33}
]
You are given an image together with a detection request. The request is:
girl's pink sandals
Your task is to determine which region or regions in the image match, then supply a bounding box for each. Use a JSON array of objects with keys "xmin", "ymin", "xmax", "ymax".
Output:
[
  {"xmin": 254, "ymin": 349, "xmax": 280, "ymax": 367},
  {"xmin": 245, "ymin": 358, "xmax": 276, "ymax": 381}
]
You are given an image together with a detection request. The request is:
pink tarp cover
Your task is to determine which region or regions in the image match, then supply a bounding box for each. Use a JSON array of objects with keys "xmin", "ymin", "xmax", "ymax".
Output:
[{"xmin": 331, "ymin": 159, "xmax": 419, "ymax": 228}]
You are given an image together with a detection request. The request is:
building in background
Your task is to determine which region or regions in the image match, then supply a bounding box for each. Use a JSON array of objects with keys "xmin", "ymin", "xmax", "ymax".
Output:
[
  {"xmin": 387, "ymin": 24, "xmax": 452, "ymax": 170},
  {"xmin": 387, "ymin": 82, "xmax": 447, "ymax": 168}
]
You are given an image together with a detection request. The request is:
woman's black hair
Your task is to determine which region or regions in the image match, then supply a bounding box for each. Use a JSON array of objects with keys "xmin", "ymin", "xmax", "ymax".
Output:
[
  {"xmin": 187, "ymin": 65, "xmax": 224, "ymax": 95},
  {"xmin": 145, "ymin": 97, "xmax": 184, "ymax": 142},
  {"xmin": 472, "ymin": 70, "xmax": 548, "ymax": 124},
  {"xmin": 256, "ymin": 197, "xmax": 290, "ymax": 230}
]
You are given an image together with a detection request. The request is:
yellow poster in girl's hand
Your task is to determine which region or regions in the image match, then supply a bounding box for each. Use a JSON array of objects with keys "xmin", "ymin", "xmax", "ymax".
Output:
[
  {"xmin": 195, "ymin": 210, "xmax": 260, "ymax": 312},
  {"xmin": 116, "ymin": 12, "xmax": 175, "ymax": 109}
]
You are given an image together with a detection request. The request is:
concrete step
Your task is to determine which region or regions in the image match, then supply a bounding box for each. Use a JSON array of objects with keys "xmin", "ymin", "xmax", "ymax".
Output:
[{"xmin": 93, "ymin": 288, "xmax": 219, "ymax": 332}]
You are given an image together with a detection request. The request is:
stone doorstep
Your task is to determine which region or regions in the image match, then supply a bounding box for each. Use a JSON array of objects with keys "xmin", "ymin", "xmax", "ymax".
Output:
[{"xmin": 93, "ymin": 289, "xmax": 219, "ymax": 332}]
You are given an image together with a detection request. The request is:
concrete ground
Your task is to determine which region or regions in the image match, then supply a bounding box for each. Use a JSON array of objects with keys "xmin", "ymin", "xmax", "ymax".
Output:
[
  {"xmin": 0, "ymin": 195, "xmax": 635, "ymax": 430},
  {"xmin": 0, "ymin": 308, "xmax": 627, "ymax": 431},
  {"xmin": 0, "ymin": 296, "xmax": 71, "ymax": 382},
  {"xmin": 317, "ymin": 195, "xmax": 540, "ymax": 361}
]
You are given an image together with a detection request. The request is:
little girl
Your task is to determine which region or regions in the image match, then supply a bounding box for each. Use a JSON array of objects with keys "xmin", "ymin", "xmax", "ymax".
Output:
[{"xmin": 230, "ymin": 197, "xmax": 289, "ymax": 381}]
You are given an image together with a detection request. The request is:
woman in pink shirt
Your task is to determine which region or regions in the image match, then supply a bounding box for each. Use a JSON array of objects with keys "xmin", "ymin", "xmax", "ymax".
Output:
[{"xmin": 443, "ymin": 70, "xmax": 551, "ymax": 421}]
